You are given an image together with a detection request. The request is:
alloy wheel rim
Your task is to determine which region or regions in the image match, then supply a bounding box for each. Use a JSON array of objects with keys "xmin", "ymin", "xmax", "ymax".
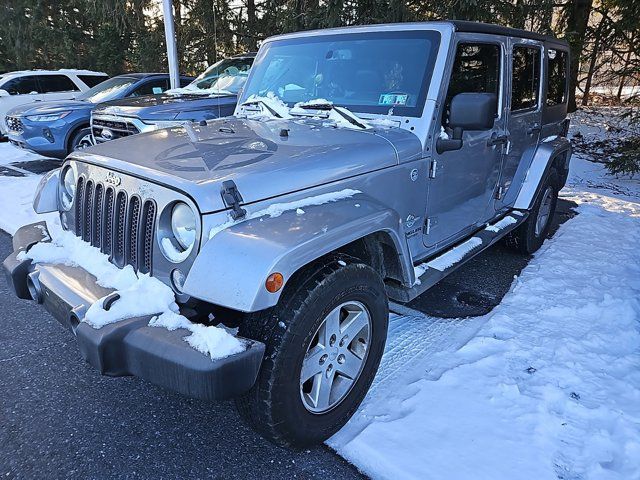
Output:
[
  {"xmin": 300, "ymin": 301, "xmax": 371, "ymax": 414},
  {"xmin": 75, "ymin": 134, "xmax": 94, "ymax": 150},
  {"xmin": 535, "ymin": 186, "xmax": 554, "ymax": 237}
]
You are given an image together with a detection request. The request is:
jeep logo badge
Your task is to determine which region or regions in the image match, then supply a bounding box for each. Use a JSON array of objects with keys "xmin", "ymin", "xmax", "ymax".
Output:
[
  {"xmin": 105, "ymin": 171, "xmax": 121, "ymax": 187},
  {"xmin": 101, "ymin": 128, "xmax": 114, "ymax": 140}
]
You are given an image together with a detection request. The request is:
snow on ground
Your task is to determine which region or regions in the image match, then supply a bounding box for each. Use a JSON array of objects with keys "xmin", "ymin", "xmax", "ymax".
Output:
[{"xmin": 0, "ymin": 144, "xmax": 55, "ymax": 234}]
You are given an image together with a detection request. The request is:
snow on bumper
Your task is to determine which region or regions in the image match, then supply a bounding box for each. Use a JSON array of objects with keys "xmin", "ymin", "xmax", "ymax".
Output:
[{"xmin": 3, "ymin": 222, "xmax": 265, "ymax": 401}]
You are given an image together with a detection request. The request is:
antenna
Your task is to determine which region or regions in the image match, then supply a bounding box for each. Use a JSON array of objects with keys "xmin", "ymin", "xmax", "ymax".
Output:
[{"xmin": 213, "ymin": 2, "xmax": 221, "ymax": 121}]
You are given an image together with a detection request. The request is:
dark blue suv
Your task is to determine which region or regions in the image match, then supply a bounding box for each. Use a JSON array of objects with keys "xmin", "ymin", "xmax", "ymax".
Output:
[
  {"xmin": 91, "ymin": 54, "xmax": 255, "ymax": 144},
  {"xmin": 6, "ymin": 73, "xmax": 192, "ymax": 159}
]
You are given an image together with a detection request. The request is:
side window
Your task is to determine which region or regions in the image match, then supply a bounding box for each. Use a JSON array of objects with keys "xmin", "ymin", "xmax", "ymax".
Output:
[
  {"xmin": 511, "ymin": 46, "xmax": 541, "ymax": 111},
  {"xmin": 1, "ymin": 76, "xmax": 39, "ymax": 95},
  {"xmin": 444, "ymin": 43, "xmax": 501, "ymax": 124},
  {"xmin": 37, "ymin": 75, "xmax": 79, "ymax": 93},
  {"xmin": 130, "ymin": 79, "xmax": 170, "ymax": 97},
  {"xmin": 78, "ymin": 74, "xmax": 109, "ymax": 88},
  {"xmin": 546, "ymin": 49, "xmax": 567, "ymax": 106}
]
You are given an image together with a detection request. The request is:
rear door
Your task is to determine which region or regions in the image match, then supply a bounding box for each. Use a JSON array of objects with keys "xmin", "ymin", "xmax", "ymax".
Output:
[
  {"xmin": 424, "ymin": 37, "xmax": 507, "ymax": 248},
  {"xmin": 496, "ymin": 40, "xmax": 543, "ymax": 205}
]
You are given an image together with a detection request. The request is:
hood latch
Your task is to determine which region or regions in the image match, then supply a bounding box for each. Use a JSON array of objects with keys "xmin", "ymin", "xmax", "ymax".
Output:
[{"xmin": 221, "ymin": 180, "xmax": 247, "ymax": 220}]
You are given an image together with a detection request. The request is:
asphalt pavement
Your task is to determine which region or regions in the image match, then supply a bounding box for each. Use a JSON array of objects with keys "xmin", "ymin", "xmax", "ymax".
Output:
[{"xmin": 0, "ymin": 155, "xmax": 577, "ymax": 478}]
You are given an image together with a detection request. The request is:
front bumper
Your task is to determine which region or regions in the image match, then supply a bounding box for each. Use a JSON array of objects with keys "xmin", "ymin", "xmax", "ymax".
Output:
[
  {"xmin": 7, "ymin": 125, "xmax": 67, "ymax": 159},
  {"xmin": 3, "ymin": 222, "xmax": 265, "ymax": 401}
]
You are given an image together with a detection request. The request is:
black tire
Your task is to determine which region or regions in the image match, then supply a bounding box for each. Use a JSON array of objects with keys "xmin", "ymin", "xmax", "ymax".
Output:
[
  {"xmin": 68, "ymin": 127, "xmax": 94, "ymax": 154},
  {"xmin": 505, "ymin": 170, "xmax": 560, "ymax": 254},
  {"xmin": 235, "ymin": 254, "xmax": 389, "ymax": 447}
]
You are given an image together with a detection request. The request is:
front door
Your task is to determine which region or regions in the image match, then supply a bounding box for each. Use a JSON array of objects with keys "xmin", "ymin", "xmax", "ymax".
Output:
[
  {"xmin": 496, "ymin": 40, "xmax": 543, "ymax": 206},
  {"xmin": 424, "ymin": 38, "xmax": 507, "ymax": 248}
]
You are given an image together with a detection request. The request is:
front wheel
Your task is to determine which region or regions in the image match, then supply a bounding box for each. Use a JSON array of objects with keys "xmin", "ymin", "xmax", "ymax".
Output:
[
  {"xmin": 69, "ymin": 127, "xmax": 94, "ymax": 153},
  {"xmin": 235, "ymin": 255, "xmax": 388, "ymax": 447},
  {"xmin": 505, "ymin": 170, "xmax": 559, "ymax": 254}
]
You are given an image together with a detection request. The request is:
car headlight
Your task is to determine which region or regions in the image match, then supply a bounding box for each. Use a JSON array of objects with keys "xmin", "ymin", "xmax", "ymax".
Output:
[
  {"xmin": 159, "ymin": 202, "xmax": 197, "ymax": 263},
  {"xmin": 27, "ymin": 111, "xmax": 71, "ymax": 122},
  {"xmin": 59, "ymin": 166, "xmax": 76, "ymax": 211}
]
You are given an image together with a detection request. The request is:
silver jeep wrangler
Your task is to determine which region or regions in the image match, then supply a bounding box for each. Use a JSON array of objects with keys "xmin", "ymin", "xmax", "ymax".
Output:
[{"xmin": 4, "ymin": 21, "xmax": 571, "ymax": 446}]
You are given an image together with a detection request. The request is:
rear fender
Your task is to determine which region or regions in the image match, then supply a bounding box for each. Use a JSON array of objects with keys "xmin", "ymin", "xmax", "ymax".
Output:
[
  {"xmin": 513, "ymin": 137, "xmax": 571, "ymax": 210},
  {"xmin": 183, "ymin": 196, "xmax": 411, "ymax": 312}
]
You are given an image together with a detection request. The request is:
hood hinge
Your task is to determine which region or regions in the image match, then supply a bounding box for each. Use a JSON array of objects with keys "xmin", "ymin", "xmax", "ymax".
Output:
[{"xmin": 221, "ymin": 180, "xmax": 247, "ymax": 220}]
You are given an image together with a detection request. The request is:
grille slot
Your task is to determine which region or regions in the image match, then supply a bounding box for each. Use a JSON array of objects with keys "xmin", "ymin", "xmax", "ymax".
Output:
[
  {"xmin": 71, "ymin": 178, "xmax": 156, "ymax": 273},
  {"xmin": 92, "ymin": 117, "xmax": 140, "ymax": 143}
]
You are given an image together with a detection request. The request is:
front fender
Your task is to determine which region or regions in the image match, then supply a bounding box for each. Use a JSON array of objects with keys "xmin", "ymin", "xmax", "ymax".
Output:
[
  {"xmin": 513, "ymin": 137, "xmax": 571, "ymax": 210},
  {"xmin": 182, "ymin": 195, "xmax": 411, "ymax": 312},
  {"xmin": 33, "ymin": 168, "xmax": 60, "ymax": 214}
]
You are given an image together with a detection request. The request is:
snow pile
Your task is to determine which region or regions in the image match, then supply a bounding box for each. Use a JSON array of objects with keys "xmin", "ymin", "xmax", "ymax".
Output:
[
  {"xmin": 241, "ymin": 92, "xmax": 293, "ymax": 119},
  {"xmin": 485, "ymin": 215, "xmax": 517, "ymax": 232},
  {"xmin": 18, "ymin": 225, "xmax": 244, "ymax": 361},
  {"xmin": 209, "ymin": 188, "xmax": 361, "ymax": 239},
  {"xmin": 331, "ymin": 162, "xmax": 640, "ymax": 479}
]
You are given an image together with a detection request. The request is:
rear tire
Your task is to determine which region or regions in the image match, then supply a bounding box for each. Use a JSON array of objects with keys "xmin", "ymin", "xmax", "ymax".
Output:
[
  {"xmin": 505, "ymin": 170, "xmax": 559, "ymax": 254},
  {"xmin": 235, "ymin": 254, "xmax": 388, "ymax": 447}
]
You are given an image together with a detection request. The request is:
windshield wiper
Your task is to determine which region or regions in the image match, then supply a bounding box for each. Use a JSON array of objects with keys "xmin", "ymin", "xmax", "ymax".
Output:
[
  {"xmin": 295, "ymin": 102, "xmax": 368, "ymax": 129},
  {"xmin": 241, "ymin": 99, "xmax": 283, "ymax": 118}
]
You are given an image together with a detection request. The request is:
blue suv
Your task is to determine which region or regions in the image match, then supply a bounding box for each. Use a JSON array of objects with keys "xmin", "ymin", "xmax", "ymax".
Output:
[{"xmin": 5, "ymin": 73, "xmax": 192, "ymax": 159}]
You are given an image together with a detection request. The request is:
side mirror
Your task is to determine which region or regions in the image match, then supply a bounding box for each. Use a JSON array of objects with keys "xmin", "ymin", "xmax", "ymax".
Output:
[
  {"xmin": 437, "ymin": 92, "xmax": 497, "ymax": 154},
  {"xmin": 0, "ymin": 89, "xmax": 9, "ymax": 97}
]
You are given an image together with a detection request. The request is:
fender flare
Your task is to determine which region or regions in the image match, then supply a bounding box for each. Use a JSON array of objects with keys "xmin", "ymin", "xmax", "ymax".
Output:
[
  {"xmin": 513, "ymin": 137, "xmax": 571, "ymax": 210},
  {"xmin": 182, "ymin": 196, "xmax": 412, "ymax": 312}
]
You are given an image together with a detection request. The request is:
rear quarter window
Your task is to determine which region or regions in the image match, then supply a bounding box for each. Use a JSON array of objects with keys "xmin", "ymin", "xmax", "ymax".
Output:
[
  {"xmin": 546, "ymin": 49, "xmax": 568, "ymax": 106},
  {"xmin": 511, "ymin": 46, "xmax": 541, "ymax": 112}
]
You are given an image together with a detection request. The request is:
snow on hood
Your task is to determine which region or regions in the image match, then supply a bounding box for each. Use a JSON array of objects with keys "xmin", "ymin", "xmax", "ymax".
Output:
[{"xmin": 17, "ymin": 226, "xmax": 244, "ymax": 360}]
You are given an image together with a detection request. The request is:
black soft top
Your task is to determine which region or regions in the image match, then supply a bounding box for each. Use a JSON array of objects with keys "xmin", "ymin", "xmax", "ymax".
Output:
[{"xmin": 449, "ymin": 20, "xmax": 569, "ymax": 48}]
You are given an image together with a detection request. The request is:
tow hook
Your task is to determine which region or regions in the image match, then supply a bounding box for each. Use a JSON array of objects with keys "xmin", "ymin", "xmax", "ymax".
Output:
[{"xmin": 221, "ymin": 180, "xmax": 247, "ymax": 220}]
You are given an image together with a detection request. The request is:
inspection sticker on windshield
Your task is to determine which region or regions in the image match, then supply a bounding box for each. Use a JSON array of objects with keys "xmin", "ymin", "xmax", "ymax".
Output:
[{"xmin": 379, "ymin": 93, "xmax": 408, "ymax": 106}]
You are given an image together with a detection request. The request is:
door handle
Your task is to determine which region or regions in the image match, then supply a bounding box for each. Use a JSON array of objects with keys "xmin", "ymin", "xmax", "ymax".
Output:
[
  {"xmin": 527, "ymin": 124, "xmax": 541, "ymax": 135},
  {"xmin": 487, "ymin": 133, "xmax": 508, "ymax": 147}
]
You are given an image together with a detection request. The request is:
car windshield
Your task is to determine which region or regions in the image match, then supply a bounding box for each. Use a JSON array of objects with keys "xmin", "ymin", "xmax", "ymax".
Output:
[
  {"xmin": 178, "ymin": 57, "xmax": 253, "ymax": 95},
  {"xmin": 241, "ymin": 30, "xmax": 440, "ymax": 117},
  {"xmin": 77, "ymin": 76, "xmax": 138, "ymax": 103}
]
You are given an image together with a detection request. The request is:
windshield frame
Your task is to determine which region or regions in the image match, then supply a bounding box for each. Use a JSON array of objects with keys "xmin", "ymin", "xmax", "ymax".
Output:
[{"xmin": 239, "ymin": 30, "xmax": 441, "ymax": 118}]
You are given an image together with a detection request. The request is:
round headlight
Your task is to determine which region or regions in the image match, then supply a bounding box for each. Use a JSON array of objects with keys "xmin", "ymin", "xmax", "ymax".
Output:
[
  {"xmin": 170, "ymin": 203, "xmax": 196, "ymax": 251},
  {"xmin": 60, "ymin": 167, "xmax": 77, "ymax": 210}
]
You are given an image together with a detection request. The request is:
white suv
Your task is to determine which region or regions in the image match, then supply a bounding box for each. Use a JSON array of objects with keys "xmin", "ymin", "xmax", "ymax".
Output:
[{"xmin": 0, "ymin": 69, "xmax": 108, "ymax": 138}]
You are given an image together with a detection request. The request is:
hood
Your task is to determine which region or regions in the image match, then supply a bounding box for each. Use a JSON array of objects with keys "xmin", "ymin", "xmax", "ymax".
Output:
[
  {"xmin": 93, "ymin": 93, "xmax": 238, "ymax": 122},
  {"xmin": 8, "ymin": 99, "xmax": 90, "ymax": 117},
  {"xmin": 74, "ymin": 117, "xmax": 422, "ymax": 214}
]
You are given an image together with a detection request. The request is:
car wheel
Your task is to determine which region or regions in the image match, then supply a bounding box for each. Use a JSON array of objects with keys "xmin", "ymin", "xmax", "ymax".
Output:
[
  {"xmin": 505, "ymin": 170, "xmax": 559, "ymax": 254},
  {"xmin": 69, "ymin": 127, "xmax": 94, "ymax": 153},
  {"xmin": 235, "ymin": 254, "xmax": 388, "ymax": 447}
]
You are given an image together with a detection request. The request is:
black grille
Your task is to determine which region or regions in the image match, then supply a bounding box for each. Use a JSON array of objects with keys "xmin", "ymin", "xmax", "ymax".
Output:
[
  {"xmin": 5, "ymin": 116, "xmax": 24, "ymax": 133},
  {"xmin": 71, "ymin": 177, "xmax": 156, "ymax": 272},
  {"xmin": 92, "ymin": 117, "xmax": 140, "ymax": 143}
]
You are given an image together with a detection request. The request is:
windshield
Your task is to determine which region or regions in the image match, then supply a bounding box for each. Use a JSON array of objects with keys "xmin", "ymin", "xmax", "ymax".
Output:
[
  {"xmin": 241, "ymin": 30, "xmax": 440, "ymax": 117},
  {"xmin": 77, "ymin": 76, "xmax": 138, "ymax": 103},
  {"xmin": 186, "ymin": 57, "xmax": 253, "ymax": 93}
]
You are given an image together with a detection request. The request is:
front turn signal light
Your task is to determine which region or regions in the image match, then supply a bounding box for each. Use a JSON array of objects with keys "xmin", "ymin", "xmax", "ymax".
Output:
[{"xmin": 265, "ymin": 273, "xmax": 284, "ymax": 293}]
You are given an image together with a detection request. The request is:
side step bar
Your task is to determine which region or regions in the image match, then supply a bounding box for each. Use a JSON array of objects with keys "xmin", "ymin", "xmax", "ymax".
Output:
[{"xmin": 387, "ymin": 210, "xmax": 529, "ymax": 303}]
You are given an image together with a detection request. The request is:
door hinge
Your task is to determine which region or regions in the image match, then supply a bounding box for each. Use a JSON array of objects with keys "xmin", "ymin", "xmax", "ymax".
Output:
[
  {"xmin": 495, "ymin": 185, "xmax": 504, "ymax": 200},
  {"xmin": 221, "ymin": 180, "xmax": 247, "ymax": 220},
  {"xmin": 429, "ymin": 159, "xmax": 438, "ymax": 179},
  {"xmin": 424, "ymin": 217, "xmax": 432, "ymax": 234}
]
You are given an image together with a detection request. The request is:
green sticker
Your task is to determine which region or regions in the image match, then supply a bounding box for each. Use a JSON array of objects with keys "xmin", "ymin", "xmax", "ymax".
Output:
[{"xmin": 379, "ymin": 93, "xmax": 408, "ymax": 106}]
